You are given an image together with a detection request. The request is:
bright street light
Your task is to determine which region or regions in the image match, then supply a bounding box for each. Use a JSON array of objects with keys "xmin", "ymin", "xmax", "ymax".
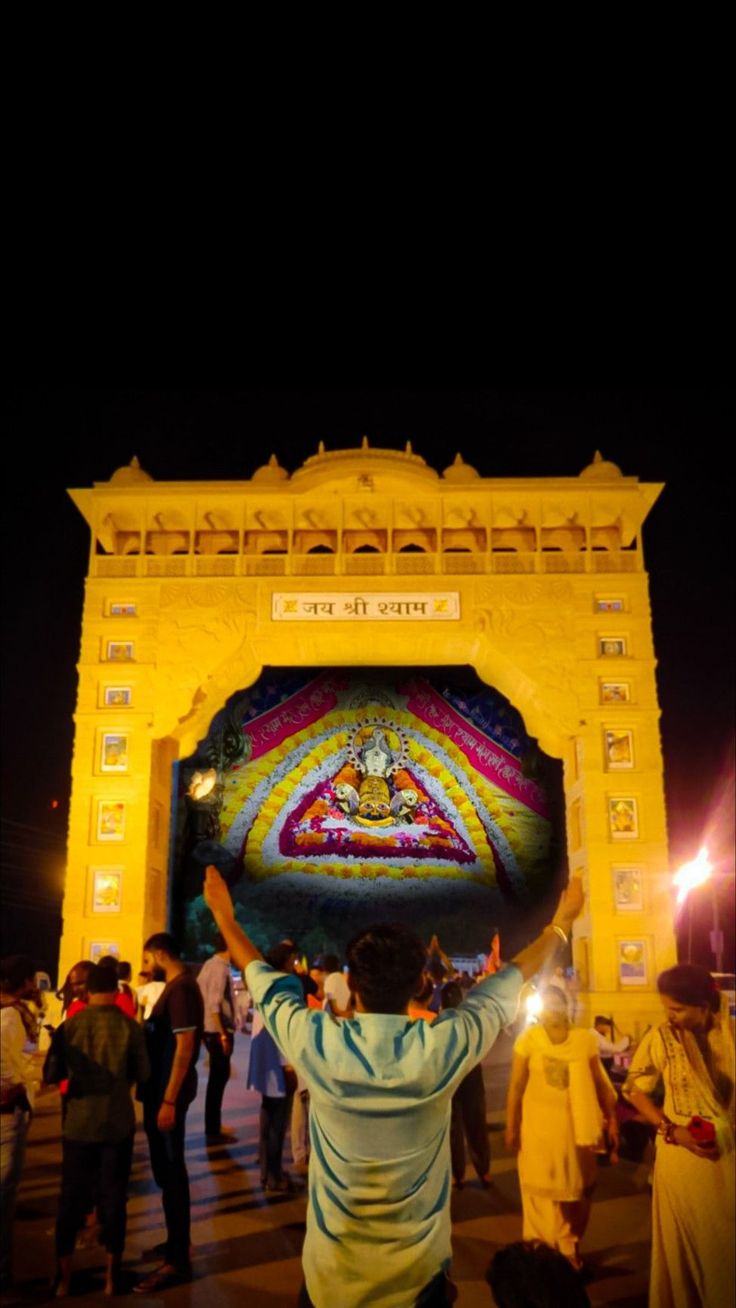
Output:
[{"xmin": 673, "ymin": 846, "xmax": 713, "ymax": 908}]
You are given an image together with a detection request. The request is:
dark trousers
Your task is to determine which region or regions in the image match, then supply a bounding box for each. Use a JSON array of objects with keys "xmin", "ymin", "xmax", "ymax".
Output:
[
  {"xmin": 203, "ymin": 1033, "xmax": 232, "ymax": 1135},
  {"xmin": 56, "ymin": 1135, "xmax": 133, "ymax": 1258},
  {"xmin": 449, "ymin": 1064, "xmax": 490, "ymax": 1181},
  {"xmin": 143, "ymin": 1102, "xmax": 191, "ymax": 1267},
  {"xmin": 259, "ymin": 1093, "xmax": 293, "ymax": 1186}
]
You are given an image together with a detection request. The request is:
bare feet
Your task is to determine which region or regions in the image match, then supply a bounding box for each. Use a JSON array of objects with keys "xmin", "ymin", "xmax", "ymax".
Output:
[
  {"xmin": 104, "ymin": 1253, "xmax": 120, "ymax": 1296},
  {"xmin": 55, "ymin": 1255, "xmax": 73, "ymax": 1297},
  {"xmin": 133, "ymin": 1263, "xmax": 192, "ymax": 1294}
]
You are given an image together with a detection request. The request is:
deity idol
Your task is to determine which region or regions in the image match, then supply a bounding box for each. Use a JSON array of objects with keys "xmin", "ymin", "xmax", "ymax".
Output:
[{"xmin": 335, "ymin": 723, "xmax": 419, "ymax": 826}]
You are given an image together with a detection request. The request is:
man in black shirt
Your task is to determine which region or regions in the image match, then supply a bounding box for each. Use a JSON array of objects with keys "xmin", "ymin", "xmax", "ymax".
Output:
[{"xmin": 134, "ymin": 932, "xmax": 203, "ymax": 1295}]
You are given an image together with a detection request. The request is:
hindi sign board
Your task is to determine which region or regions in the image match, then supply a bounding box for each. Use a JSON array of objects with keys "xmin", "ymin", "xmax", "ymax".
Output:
[{"xmin": 272, "ymin": 592, "xmax": 460, "ymax": 621}]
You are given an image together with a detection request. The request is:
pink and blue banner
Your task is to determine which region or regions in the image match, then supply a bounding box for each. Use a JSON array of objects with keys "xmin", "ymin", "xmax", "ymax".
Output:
[{"xmin": 402, "ymin": 680, "xmax": 549, "ymax": 818}]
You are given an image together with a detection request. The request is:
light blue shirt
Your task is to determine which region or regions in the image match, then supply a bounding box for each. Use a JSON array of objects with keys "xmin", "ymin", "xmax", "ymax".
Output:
[
  {"xmin": 197, "ymin": 954, "xmax": 235, "ymax": 1034},
  {"xmin": 246, "ymin": 1011, "xmax": 288, "ymax": 1097},
  {"xmin": 246, "ymin": 959, "xmax": 522, "ymax": 1308}
]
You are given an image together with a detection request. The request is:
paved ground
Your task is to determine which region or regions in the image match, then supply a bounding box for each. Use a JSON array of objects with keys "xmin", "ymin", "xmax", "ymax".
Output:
[{"xmin": 2, "ymin": 1031, "xmax": 651, "ymax": 1307}]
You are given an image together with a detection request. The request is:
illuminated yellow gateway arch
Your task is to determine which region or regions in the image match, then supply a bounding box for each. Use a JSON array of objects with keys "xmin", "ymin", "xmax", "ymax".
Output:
[{"xmin": 62, "ymin": 441, "xmax": 675, "ymax": 1026}]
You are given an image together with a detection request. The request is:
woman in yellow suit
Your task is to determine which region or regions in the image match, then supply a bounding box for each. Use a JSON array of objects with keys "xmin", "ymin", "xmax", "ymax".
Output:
[
  {"xmin": 623, "ymin": 964, "xmax": 734, "ymax": 1308},
  {"xmin": 505, "ymin": 986, "xmax": 618, "ymax": 1270}
]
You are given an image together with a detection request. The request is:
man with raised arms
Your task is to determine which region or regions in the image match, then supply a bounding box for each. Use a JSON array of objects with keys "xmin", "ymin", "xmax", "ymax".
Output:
[{"xmin": 204, "ymin": 866, "xmax": 583, "ymax": 1308}]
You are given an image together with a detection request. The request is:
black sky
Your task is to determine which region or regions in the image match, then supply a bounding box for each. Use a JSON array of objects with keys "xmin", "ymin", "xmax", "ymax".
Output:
[{"xmin": 2, "ymin": 388, "xmax": 733, "ymax": 975}]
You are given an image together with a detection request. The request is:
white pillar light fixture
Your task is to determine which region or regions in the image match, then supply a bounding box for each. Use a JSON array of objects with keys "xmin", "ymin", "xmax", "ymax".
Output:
[{"xmin": 187, "ymin": 768, "xmax": 218, "ymax": 801}]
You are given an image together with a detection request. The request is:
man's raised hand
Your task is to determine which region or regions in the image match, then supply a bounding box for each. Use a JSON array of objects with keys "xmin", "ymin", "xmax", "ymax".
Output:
[
  {"xmin": 204, "ymin": 865, "xmax": 235, "ymax": 922},
  {"xmin": 203, "ymin": 867, "xmax": 262, "ymax": 972},
  {"xmin": 509, "ymin": 876, "xmax": 585, "ymax": 983},
  {"xmin": 554, "ymin": 876, "xmax": 584, "ymax": 929}
]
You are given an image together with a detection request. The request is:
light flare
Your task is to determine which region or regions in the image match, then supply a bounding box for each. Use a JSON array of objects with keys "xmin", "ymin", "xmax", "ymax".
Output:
[
  {"xmin": 673, "ymin": 846, "xmax": 713, "ymax": 907},
  {"xmin": 525, "ymin": 990, "xmax": 543, "ymax": 1023}
]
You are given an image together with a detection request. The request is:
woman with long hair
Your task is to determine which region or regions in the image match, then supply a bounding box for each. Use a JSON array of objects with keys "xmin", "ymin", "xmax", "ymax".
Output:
[
  {"xmin": 505, "ymin": 985, "xmax": 619, "ymax": 1270},
  {"xmin": 623, "ymin": 964, "xmax": 735, "ymax": 1308}
]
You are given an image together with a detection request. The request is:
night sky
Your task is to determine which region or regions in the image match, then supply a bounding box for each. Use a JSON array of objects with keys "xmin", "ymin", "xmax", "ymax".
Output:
[{"xmin": 2, "ymin": 388, "xmax": 733, "ymax": 978}]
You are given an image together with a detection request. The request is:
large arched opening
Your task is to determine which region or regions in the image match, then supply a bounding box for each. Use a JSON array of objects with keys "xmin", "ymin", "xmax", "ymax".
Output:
[{"xmin": 168, "ymin": 666, "xmax": 567, "ymax": 963}]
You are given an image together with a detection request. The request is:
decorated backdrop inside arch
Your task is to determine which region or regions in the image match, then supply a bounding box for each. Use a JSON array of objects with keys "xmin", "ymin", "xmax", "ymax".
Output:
[{"xmin": 175, "ymin": 667, "xmax": 565, "ymax": 958}]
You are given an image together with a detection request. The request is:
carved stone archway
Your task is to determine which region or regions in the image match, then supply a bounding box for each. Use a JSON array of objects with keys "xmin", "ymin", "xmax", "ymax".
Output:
[{"xmin": 62, "ymin": 443, "xmax": 674, "ymax": 1028}]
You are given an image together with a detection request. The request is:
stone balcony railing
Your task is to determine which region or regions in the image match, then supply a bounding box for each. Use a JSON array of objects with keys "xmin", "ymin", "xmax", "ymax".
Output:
[{"xmin": 92, "ymin": 549, "xmax": 642, "ymax": 580}]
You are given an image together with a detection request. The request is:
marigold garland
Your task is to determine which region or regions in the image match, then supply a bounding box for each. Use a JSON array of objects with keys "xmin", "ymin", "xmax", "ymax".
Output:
[{"xmin": 217, "ymin": 704, "xmax": 545, "ymax": 890}]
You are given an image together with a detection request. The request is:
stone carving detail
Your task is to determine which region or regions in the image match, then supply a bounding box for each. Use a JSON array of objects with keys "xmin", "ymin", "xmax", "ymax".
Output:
[
  {"xmin": 160, "ymin": 584, "xmax": 234, "ymax": 609},
  {"xmin": 154, "ymin": 665, "xmax": 208, "ymax": 736},
  {"xmin": 159, "ymin": 581, "xmax": 260, "ymax": 614},
  {"xmin": 475, "ymin": 579, "xmax": 575, "ymax": 608},
  {"xmin": 175, "ymin": 650, "xmax": 263, "ymax": 758},
  {"xmin": 152, "ymin": 597, "xmax": 258, "ymax": 741},
  {"xmin": 234, "ymin": 584, "xmax": 260, "ymax": 608},
  {"xmin": 476, "ymin": 601, "xmax": 575, "ymax": 651},
  {"xmin": 473, "ymin": 594, "xmax": 580, "ymax": 746},
  {"xmin": 152, "ymin": 573, "xmax": 582, "ymax": 753}
]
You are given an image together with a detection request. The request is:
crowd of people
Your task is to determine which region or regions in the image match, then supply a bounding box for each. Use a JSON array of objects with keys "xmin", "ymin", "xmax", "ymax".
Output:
[{"xmin": 0, "ymin": 874, "xmax": 733, "ymax": 1306}]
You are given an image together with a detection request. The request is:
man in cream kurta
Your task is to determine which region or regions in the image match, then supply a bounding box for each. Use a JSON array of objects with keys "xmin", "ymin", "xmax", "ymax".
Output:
[{"xmin": 246, "ymin": 958, "xmax": 521, "ymax": 1306}]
